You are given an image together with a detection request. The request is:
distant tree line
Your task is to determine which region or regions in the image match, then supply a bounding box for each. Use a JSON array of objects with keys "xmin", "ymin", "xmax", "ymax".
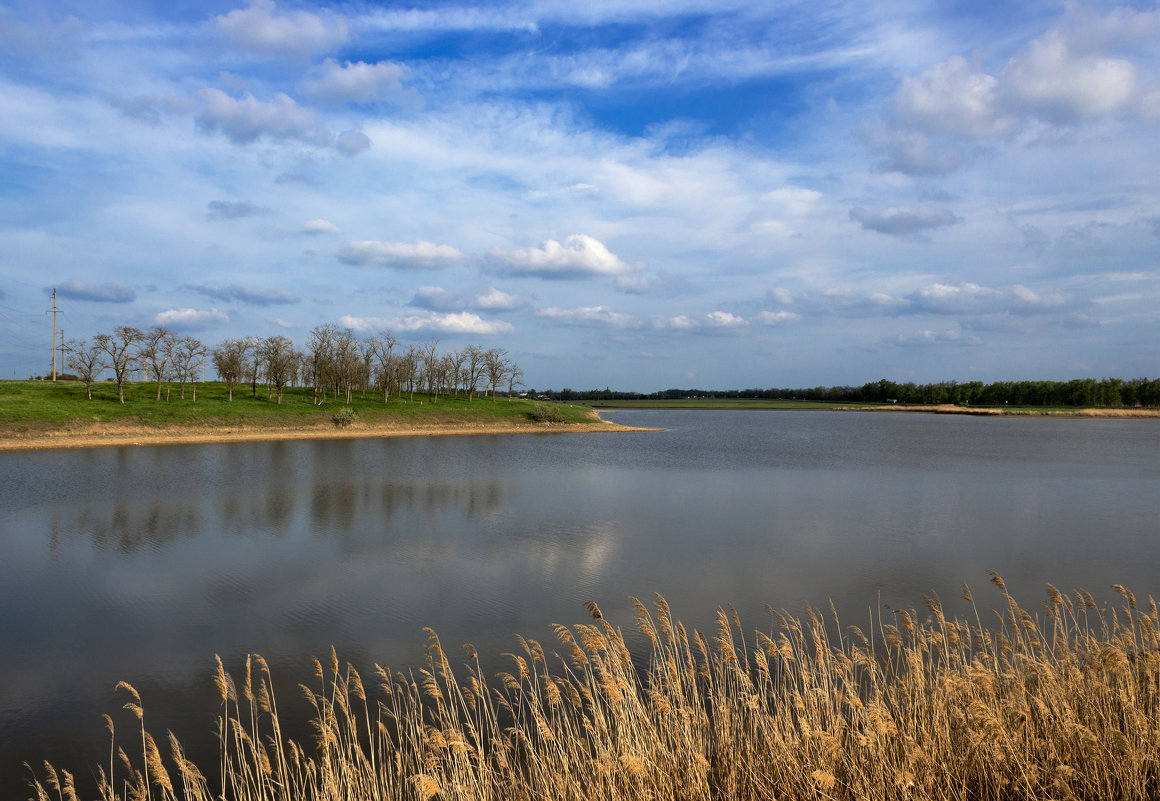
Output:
[
  {"xmin": 56, "ymin": 324, "xmax": 521, "ymax": 405},
  {"xmin": 533, "ymin": 377, "xmax": 1160, "ymax": 408}
]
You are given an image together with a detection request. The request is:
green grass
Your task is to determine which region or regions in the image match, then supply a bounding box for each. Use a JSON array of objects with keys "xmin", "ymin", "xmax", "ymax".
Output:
[
  {"xmin": 576, "ymin": 398, "xmax": 879, "ymax": 410},
  {"xmin": 0, "ymin": 379, "xmax": 595, "ymax": 433}
]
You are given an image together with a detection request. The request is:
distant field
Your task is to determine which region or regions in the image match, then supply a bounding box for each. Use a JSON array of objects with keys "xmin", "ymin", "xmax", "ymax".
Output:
[
  {"xmin": 576, "ymin": 398, "xmax": 878, "ymax": 410},
  {"xmin": 0, "ymin": 379, "xmax": 593, "ymax": 433}
]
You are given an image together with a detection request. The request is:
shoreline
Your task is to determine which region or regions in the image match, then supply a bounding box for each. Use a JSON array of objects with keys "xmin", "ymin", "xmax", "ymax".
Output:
[
  {"xmin": 839, "ymin": 403, "xmax": 1160, "ymax": 417},
  {"xmin": 0, "ymin": 413, "xmax": 658, "ymax": 452}
]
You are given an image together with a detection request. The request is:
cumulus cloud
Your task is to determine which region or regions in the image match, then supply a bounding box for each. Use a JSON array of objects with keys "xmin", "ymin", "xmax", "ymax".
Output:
[
  {"xmin": 337, "ymin": 240, "xmax": 463, "ymax": 269},
  {"xmin": 410, "ymin": 285, "xmax": 525, "ymax": 313},
  {"xmin": 536, "ymin": 305, "xmax": 639, "ymax": 328},
  {"xmin": 653, "ymin": 312, "xmax": 750, "ymax": 332},
  {"xmin": 1000, "ymin": 30, "xmax": 1138, "ymax": 124},
  {"xmin": 301, "ymin": 218, "xmax": 340, "ymax": 235},
  {"xmin": 194, "ymin": 89, "xmax": 330, "ymax": 147},
  {"xmin": 54, "ymin": 280, "xmax": 136, "ymax": 303},
  {"xmin": 187, "ymin": 284, "xmax": 298, "ymax": 306},
  {"xmin": 894, "ymin": 56, "xmax": 1011, "ymax": 138},
  {"xmin": 705, "ymin": 311, "xmax": 748, "ymax": 329},
  {"xmin": 756, "ymin": 310, "xmax": 801, "ymax": 326},
  {"xmin": 154, "ymin": 307, "xmax": 229, "ymax": 330},
  {"xmin": 339, "ymin": 311, "xmax": 512, "ymax": 335},
  {"xmin": 213, "ymin": 0, "xmax": 347, "ymax": 59},
  {"xmin": 878, "ymin": 8, "xmax": 1156, "ymax": 174},
  {"xmin": 207, "ymin": 200, "xmax": 270, "ymax": 220},
  {"xmin": 300, "ymin": 59, "xmax": 408, "ymax": 105},
  {"xmin": 849, "ymin": 207, "xmax": 959, "ymax": 237},
  {"xmin": 491, "ymin": 234, "xmax": 631, "ymax": 279},
  {"xmin": 474, "ymin": 287, "xmax": 524, "ymax": 311}
]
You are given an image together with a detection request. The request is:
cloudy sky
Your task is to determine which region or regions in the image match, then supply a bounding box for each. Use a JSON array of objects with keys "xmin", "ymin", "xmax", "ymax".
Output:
[{"xmin": 1, "ymin": 0, "xmax": 1157, "ymax": 391}]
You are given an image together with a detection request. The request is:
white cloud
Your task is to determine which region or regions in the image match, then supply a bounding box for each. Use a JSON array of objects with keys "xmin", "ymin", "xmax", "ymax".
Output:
[
  {"xmin": 301, "ymin": 219, "xmax": 340, "ymax": 235},
  {"xmin": 705, "ymin": 311, "xmax": 748, "ymax": 329},
  {"xmin": 850, "ymin": 207, "xmax": 959, "ymax": 237},
  {"xmin": 337, "ymin": 240, "xmax": 464, "ymax": 269},
  {"xmin": 536, "ymin": 305, "xmax": 639, "ymax": 328},
  {"xmin": 757, "ymin": 310, "xmax": 801, "ymax": 326},
  {"xmin": 398, "ymin": 311, "xmax": 514, "ymax": 335},
  {"xmin": 154, "ymin": 307, "xmax": 229, "ymax": 330},
  {"xmin": 1001, "ymin": 30, "xmax": 1138, "ymax": 124},
  {"xmin": 213, "ymin": 0, "xmax": 348, "ymax": 59},
  {"xmin": 194, "ymin": 89, "xmax": 330, "ymax": 146},
  {"xmin": 300, "ymin": 59, "xmax": 408, "ymax": 105},
  {"xmin": 894, "ymin": 56, "xmax": 1010, "ymax": 138},
  {"xmin": 491, "ymin": 234, "xmax": 631, "ymax": 279},
  {"xmin": 474, "ymin": 287, "xmax": 524, "ymax": 310},
  {"xmin": 340, "ymin": 311, "xmax": 512, "ymax": 335},
  {"xmin": 652, "ymin": 311, "xmax": 749, "ymax": 332}
]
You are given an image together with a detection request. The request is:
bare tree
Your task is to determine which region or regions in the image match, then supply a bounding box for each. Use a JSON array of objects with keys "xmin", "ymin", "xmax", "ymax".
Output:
[
  {"xmin": 483, "ymin": 347, "xmax": 508, "ymax": 400},
  {"xmin": 139, "ymin": 326, "xmax": 177, "ymax": 401},
  {"xmin": 244, "ymin": 336, "xmax": 265, "ymax": 398},
  {"xmin": 173, "ymin": 336, "xmax": 207, "ymax": 400},
  {"xmin": 94, "ymin": 326, "xmax": 142, "ymax": 404},
  {"xmin": 262, "ymin": 336, "xmax": 297, "ymax": 404},
  {"xmin": 464, "ymin": 344, "xmax": 486, "ymax": 401},
  {"xmin": 419, "ymin": 339, "xmax": 441, "ymax": 402},
  {"xmin": 333, "ymin": 328, "xmax": 360, "ymax": 404},
  {"xmin": 367, "ymin": 330, "xmax": 398, "ymax": 402},
  {"xmin": 447, "ymin": 348, "xmax": 469, "ymax": 398},
  {"xmin": 400, "ymin": 344, "xmax": 418, "ymax": 402},
  {"xmin": 308, "ymin": 324, "xmax": 337, "ymax": 405},
  {"xmin": 211, "ymin": 338, "xmax": 248, "ymax": 401},
  {"xmin": 65, "ymin": 338, "xmax": 104, "ymax": 400},
  {"xmin": 506, "ymin": 363, "xmax": 524, "ymax": 400}
]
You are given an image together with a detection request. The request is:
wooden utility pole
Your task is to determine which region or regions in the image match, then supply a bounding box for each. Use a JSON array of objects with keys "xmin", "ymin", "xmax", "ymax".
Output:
[{"xmin": 48, "ymin": 288, "xmax": 58, "ymax": 381}]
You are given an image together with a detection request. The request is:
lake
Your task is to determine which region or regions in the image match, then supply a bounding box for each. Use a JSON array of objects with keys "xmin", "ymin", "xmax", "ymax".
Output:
[{"xmin": 2, "ymin": 409, "xmax": 1158, "ymax": 796}]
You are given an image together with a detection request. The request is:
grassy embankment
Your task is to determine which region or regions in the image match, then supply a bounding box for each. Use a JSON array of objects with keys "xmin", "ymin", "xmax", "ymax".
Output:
[
  {"xmin": 0, "ymin": 379, "xmax": 595, "ymax": 439},
  {"xmin": 31, "ymin": 578, "xmax": 1160, "ymax": 801}
]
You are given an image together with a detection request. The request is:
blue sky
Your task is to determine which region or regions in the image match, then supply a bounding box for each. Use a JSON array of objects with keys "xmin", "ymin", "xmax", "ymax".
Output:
[{"xmin": 1, "ymin": 0, "xmax": 1157, "ymax": 391}]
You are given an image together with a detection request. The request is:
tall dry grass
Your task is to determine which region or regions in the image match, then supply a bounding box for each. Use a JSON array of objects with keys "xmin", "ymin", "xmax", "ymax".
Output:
[{"xmin": 30, "ymin": 577, "xmax": 1160, "ymax": 800}]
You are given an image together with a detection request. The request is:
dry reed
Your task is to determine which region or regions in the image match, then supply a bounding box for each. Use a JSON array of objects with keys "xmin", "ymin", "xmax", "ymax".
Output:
[{"xmin": 29, "ymin": 579, "xmax": 1160, "ymax": 800}]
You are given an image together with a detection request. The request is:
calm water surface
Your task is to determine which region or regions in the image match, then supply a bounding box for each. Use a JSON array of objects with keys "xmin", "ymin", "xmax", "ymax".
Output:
[{"xmin": 2, "ymin": 410, "xmax": 1158, "ymax": 794}]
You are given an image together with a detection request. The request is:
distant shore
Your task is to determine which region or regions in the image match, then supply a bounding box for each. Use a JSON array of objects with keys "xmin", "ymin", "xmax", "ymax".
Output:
[
  {"xmin": 0, "ymin": 413, "xmax": 656, "ymax": 452},
  {"xmin": 843, "ymin": 403, "xmax": 1160, "ymax": 417}
]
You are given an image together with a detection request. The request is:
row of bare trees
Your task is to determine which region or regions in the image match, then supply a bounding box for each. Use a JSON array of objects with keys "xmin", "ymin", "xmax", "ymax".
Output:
[
  {"xmin": 66, "ymin": 324, "xmax": 523, "ymax": 406},
  {"xmin": 66, "ymin": 325, "xmax": 208, "ymax": 403}
]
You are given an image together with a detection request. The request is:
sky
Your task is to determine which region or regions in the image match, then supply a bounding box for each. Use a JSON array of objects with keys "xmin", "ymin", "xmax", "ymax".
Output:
[{"xmin": 1, "ymin": 0, "xmax": 1158, "ymax": 392}]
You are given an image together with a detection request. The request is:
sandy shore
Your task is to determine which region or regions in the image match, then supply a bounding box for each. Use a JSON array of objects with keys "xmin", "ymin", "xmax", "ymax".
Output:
[
  {"xmin": 0, "ymin": 414, "xmax": 658, "ymax": 452},
  {"xmin": 845, "ymin": 403, "xmax": 1160, "ymax": 417}
]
